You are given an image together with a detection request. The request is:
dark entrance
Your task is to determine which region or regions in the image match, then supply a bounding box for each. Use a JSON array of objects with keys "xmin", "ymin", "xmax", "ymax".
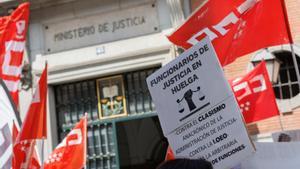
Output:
[{"xmin": 116, "ymin": 116, "xmax": 168, "ymax": 169}]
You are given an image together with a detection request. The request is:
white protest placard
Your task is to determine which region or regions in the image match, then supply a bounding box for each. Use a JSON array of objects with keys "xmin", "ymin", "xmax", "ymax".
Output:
[{"xmin": 146, "ymin": 37, "xmax": 254, "ymax": 169}]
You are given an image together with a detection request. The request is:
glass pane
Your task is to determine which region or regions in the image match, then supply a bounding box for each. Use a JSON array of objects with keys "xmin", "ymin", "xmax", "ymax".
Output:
[
  {"xmin": 96, "ymin": 159, "xmax": 104, "ymax": 169},
  {"xmin": 89, "ymin": 159, "xmax": 97, "ymax": 169},
  {"xmin": 62, "ymin": 86, "xmax": 71, "ymax": 124},
  {"xmin": 111, "ymin": 157, "xmax": 117, "ymax": 169},
  {"xmin": 147, "ymin": 69, "xmax": 156, "ymax": 111},
  {"xmin": 68, "ymin": 85, "xmax": 78, "ymax": 123},
  {"xmin": 107, "ymin": 124, "xmax": 115, "ymax": 153},
  {"xmin": 94, "ymin": 127, "xmax": 101, "ymax": 155},
  {"xmin": 89, "ymin": 81, "xmax": 99, "ymax": 120},
  {"xmin": 88, "ymin": 128, "xmax": 95, "ymax": 156},
  {"xmin": 291, "ymin": 84, "xmax": 300, "ymax": 97},
  {"xmin": 82, "ymin": 82, "xmax": 89, "ymax": 119},
  {"xmin": 141, "ymin": 72, "xmax": 151, "ymax": 113},
  {"xmin": 126, "ymin": 73, "xmax": 136, "ymax": 114},
  {"xmin": 273, "ymin": 87, "xmax": 281, "ymax": 99},
  {"xmin": 75, "ymin": 83, "xmax": 84, "ymax": 120},
  {"xmin": 289, "ymin": 68, "xmax": 297, "ymax": 82},
  {"xmin": 100, "ymin": 125, "xmax": 107, "ymax": 154},
  {"xmin": 282, "ymin": 85, "xmax": 291, "ymax": 99},
  {"xmin": 133, "ymin": 72, "xmax": 143, "ymax": 113},
  {"xmin": 279, "ymin": 69, "xmax": 288, "ymax": 84},
  {"xmin": 103, "ymin": 159, "xmax": 109, "ymax": 169}
]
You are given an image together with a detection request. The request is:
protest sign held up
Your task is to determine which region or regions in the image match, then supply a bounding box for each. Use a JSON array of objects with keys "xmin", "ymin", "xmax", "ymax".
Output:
[{"xmin": 147, "ymin": 38, "xmax": 254, "ymax": 169}]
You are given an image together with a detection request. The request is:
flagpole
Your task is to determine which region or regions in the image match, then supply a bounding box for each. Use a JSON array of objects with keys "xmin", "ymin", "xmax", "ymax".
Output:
[
  {"xmin": 280, "ymin": 0, "xmax": 300, "ymax": 92},
  {"xmin": 41, "ymin": 61, "xmax": 47, "ymax": 169},
  {"xmin": 41, "ymin": 138, "xmax": 45, "ymax": 169},
  {"xmin": 278, "ymin": 115, "xmax": 284, "ymax": 131},
  {"xmin": 25, "ymin": 140, "xmax": 36, "ymax": 169}
]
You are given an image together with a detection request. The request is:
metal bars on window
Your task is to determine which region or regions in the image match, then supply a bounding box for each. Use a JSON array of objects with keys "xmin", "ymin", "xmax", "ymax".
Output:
[
  {"xmin": 55, "ymin": 80, "xmax": 98, "ymax": 130},
  {"xmin": 54, "ymin": 67, "xmax": 159, "ymax": 169},
  {"xmin": 124, "ymin": 68, "xmax": 157, "ymax": 115},
  {"xmin": 55, "ymin": 68, "xmax": 158, "ymax": 127},
  {"xmin": 86, "ymin": 123, "xmax": 117, "ymax": 169},
  {"xmin": 273, "ymin": 52, "xmax": 300, "ymax": 99}
]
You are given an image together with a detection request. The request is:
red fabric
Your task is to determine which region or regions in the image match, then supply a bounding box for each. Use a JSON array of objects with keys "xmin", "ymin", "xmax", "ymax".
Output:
[
  {"xmin": 230, "ymin": 61, "xmax": 280, "ymax": 124},
  {"xmin": 13, "ymin": 141, "xmax": 41, "ymax": 169},
  {"xmin": 12, "ymin": 123, "xmax": 41, "ymax": 169},
  {"xmin": 44, "ymin": 116, "xmax": 87, "ymax": 169},
  {"xmin": 18, "ymin": 64, "xmax": 47, "ymax": 140},
  {"xmin": 12, "ymin": 122, "xmax": 18, "ymax": 144},
  {"xmin": 0, "ymin": 3, "xmax": 29, "ymax": 106},
  {"xmin": 165, "ymin": 146, "xmax": 175, "ymax": 161},
  {"xmin": 168, "ymin": 0, "xmax": 291, "ymax": 66}
]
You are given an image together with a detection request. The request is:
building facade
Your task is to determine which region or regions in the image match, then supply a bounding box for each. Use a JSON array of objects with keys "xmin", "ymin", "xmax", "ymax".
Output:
[
  {"xmin": 1, "ymin": 0, "xmax": 299, "ymax": 168},
  {"xmin": 1, "ymin": 0, "xmax": 190, "ymax": 169}
]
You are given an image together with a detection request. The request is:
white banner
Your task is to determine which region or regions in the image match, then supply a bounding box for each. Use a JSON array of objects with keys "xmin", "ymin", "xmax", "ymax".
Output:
[
  {"xmin": 236, "ymin": 142, "xmax": 300, "ymax": 169},
  {"xmin": 0, "ymin": 79, "xmax": 20, "ymax": 169},
  {"xmin": 146, "ymin": 38, "xmax": 254, "ymax": 169}
]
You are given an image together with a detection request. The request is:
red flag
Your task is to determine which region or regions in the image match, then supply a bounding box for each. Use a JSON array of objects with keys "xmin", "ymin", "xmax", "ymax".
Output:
[
  {"xmin": 165, "ymin": 146, "xmax": 175, "ymax": 161},
  {"xmin": 0, "ymin": 3, "xmax": 30, "ymax": 106},
  {"xmin": 168, "ymin": 0, "xmax": 291, "ymax": 66},
  {"xmin": 230, "ymin": 61, "xmax": 280, "ymax": 123},
  {"xmin": 44, "ymin": 115, "xmax": 87, "ymax": 169},
  {"xmin": 18, "ymin": 64, "xmax": 47, "ymax": 141},
  {"xmin": 12, "ymin": 123, "xmax": 41, "ymax": 169}
]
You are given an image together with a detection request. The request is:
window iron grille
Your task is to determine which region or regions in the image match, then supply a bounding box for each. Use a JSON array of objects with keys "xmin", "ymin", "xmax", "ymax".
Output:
[
  {"xmin": 272, "ymin": 51, "xmax": 300, "ymax": 99},
  {"xmin": 54, "ymin": 67, "xmax": 159, "ymax": 169}
]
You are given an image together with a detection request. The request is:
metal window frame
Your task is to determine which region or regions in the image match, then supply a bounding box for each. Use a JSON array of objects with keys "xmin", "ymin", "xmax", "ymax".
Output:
[
  {"xmin": 62, "ymin": 112, "xmax": 158, "ymax": 169},
  {"xmin": 273, "ymin": 52, "xmax": 300, "ymax": 100},
  {"xmin": 54, "ymin": 67, "xmax": 160, "ymax": 169}
]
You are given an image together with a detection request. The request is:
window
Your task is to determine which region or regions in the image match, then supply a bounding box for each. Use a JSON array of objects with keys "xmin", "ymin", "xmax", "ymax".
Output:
[
  {"xmin": 272, "ymin": 51, "xmax": 300, "ymax": 99},
  {"xmin": 124, "ymin": 69, "xmax": 157, "ymax": 115},
  {"xmin": 54, "ymin": 67, "xmax": 161, "ymax": 169}
]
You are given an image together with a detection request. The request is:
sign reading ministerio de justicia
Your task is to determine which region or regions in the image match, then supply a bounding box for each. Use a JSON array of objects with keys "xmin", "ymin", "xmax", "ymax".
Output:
[{"xmin": 43, "ymin": 3, "xmax": 160, "ymax": 53}]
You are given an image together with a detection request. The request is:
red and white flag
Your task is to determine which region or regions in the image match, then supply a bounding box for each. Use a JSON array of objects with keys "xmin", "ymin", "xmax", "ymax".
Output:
[
  {"xmin": 18, "ymin": 64, "xmax": 48, "ymax": 140},
  {"xmin": 44, "ymin": 115, "xmax": 87, "ymax": 169},
  {"xmin": 168, "ymin": 0, "xmax": 292, "ymax": 66},
  {"xmin": 13, "ymin": 64, "xmax": 47, "ymax": 168},
  {"xmin": 0, "ymin": 2, "xmax": 30, "ymax": 106},
  {"xmin": 230, "ymin": 61, "xmax": 280, "ymax": 124},
  {"xmin": 12, "ymin": 123, "xmax": 41, "ymax": 169}
]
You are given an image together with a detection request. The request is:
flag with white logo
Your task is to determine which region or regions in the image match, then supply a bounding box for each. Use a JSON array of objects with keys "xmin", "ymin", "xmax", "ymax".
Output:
[
  {"xmin": 168, "ymin": 0, "xmax": 291, "ymax": 66},
  {"xmin": 12, "ymin": 123, "xmax": 41, "ymax": 169},
  {"xmin": 0, "ymin": 79, "xmax": 20, "ymax": 169},
  {"xmin": 17, "ymin": 64, "xmax": 47, "ymax": 141},
  {"xmin": 13, "ymin": 64, "xmax": 47, "ymax": 168},
  {"xmin": 0, "ymin": 2, "xmax": 30, "ymax": 106},
  {"xmin": 230, "ymin": 61, "xmax": 280, "ymax": 123},
  {"xmin": 44, "ymin": 115, "xmax": 87, "ymax": 169}
]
